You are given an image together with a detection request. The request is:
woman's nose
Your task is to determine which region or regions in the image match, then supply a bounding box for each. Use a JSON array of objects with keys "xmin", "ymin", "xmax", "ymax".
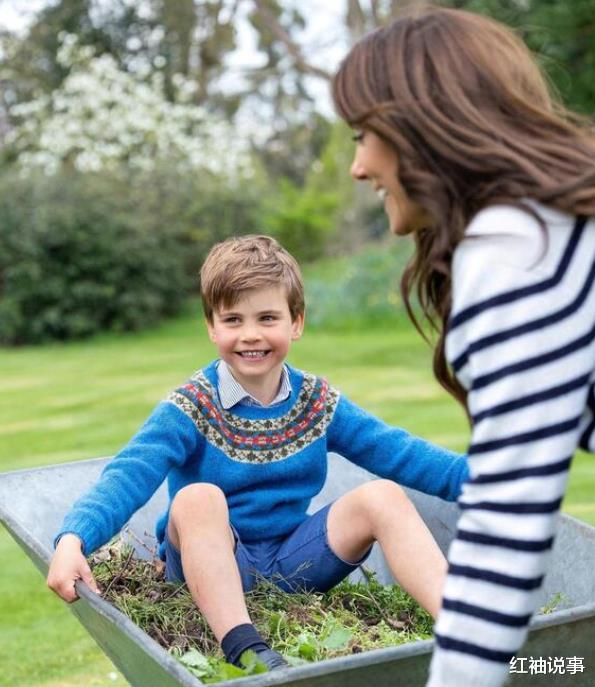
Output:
[{"xmin": 350, "ymin": 158, "xmax": 368, "ymax": 180}]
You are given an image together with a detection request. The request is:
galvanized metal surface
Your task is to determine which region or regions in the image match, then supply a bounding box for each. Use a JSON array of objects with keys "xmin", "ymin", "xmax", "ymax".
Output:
[{"xmin": 1, "ymin": 454, "xmax": 594, "ymax": 686}]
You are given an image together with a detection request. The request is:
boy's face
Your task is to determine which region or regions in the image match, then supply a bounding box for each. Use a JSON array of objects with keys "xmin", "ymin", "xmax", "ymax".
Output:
[{"xmin": 207, "ymin": 286, "xmax": 304, "ymax": 393}]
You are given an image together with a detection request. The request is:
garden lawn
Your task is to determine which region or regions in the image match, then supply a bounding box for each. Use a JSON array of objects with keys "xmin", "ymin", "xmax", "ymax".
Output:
[{"xmin": 1, "ymin": 303, "xmax": 593, "ymax": 686}]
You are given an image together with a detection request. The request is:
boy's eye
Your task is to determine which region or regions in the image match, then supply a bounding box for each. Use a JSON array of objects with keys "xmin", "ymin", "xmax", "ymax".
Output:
[
  {"xmin": 261, "ymin": 315, "xmax": 277, "ymax": 322},
  {"xmin": 351, "ymin": 131, "xmax": 365, "ymax": 143},
  {"xmin": 222, "ymin": 316, "xmax": 240, "ymax": 324}
]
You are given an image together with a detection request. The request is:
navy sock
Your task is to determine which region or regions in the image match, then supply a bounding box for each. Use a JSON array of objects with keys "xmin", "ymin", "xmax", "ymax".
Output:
[{"xmin": 221, "ymin": 623, "xmax": 269, "ymax": 666}]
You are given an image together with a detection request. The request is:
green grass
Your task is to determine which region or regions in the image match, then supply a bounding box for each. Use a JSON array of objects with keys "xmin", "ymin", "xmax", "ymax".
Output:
[{"xmin": 1, "ymin": 303, "xmax": 593, "ymax": 686}]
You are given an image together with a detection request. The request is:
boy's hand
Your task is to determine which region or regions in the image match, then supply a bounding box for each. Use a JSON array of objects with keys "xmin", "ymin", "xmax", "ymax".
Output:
[{"xmin": 47, "ymin": 533, "xmax": 101, "ymax": 603}]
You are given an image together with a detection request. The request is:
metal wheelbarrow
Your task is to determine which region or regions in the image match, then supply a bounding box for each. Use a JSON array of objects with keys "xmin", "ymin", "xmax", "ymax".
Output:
[{"xmin": 1, "ymin": 453, "xmax": 594, "ymax": 686}]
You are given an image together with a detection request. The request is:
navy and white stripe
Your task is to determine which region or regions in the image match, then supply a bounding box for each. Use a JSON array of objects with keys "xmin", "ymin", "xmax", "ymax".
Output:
[{"xmin": 427, "ymin": 204, "xmax": 595, "ymax": 687}]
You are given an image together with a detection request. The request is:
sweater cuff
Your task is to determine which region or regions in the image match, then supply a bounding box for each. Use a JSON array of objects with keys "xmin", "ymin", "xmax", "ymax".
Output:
[
  {"xmin": 53, "ymin": 531, "xmax": 84, "ymax": 550},
  {"xmin": 53, "ymin": 520, "xmax": 95, "ymax": 555}
]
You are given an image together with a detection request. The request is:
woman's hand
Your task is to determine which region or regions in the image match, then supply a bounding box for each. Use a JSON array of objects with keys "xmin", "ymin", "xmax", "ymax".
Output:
[{"xmin": 47, "ymin": 533, "xmax": 100, "ymax": 602}]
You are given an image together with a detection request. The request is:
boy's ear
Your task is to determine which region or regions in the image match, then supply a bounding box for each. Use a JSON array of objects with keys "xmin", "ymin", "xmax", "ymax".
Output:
[
  {"xmin": 291, "ymin": 313, "xmax": 305, "ymax": 340},
  {"xmin": 206, "ymin": 318, "xmax": 217, "ymax": 342}
]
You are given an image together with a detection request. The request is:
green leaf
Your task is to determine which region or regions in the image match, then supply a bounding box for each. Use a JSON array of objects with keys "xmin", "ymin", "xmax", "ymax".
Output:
[
  {"xmin": 216, "ymin": 662, "xmax": 249, "ymax": 680},
  {"xmin": 321, "ymin": 626, "xmax": 353, "ymax": 650},
  {"xmin": 179, "ymin": 649, "xmax": 210, "ymax": 672},
  {"xmin": 269, "ymin": 610, "xmax": 286, "ymax": 635},
  {"xmin": 297, "ymin": 633, "xmax": 319, "ymax": 660},
  {"xmin": 239, "ymin": 650, "xmax": 268, "ymax": 674}
]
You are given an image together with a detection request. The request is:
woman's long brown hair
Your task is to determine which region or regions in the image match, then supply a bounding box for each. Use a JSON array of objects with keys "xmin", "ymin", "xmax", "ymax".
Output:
[{"xmin": 332, "ymin": 5, "xmax": 595, "ymax": 408}]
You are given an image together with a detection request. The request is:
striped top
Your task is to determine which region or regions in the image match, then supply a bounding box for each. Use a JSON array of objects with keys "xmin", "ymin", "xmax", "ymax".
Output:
[{"xmin": 427, "ymin": 203, "xmax": 595, "ymax": 687}]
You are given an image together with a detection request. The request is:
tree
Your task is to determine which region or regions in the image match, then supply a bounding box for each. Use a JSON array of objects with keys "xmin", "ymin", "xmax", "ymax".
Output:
[
  {"xmin": 422, "ymin": 0, "xmax": 595, "ymax": 115},
  {"xmin": 1, "ymin": 1, "xmax": 592, "ymax": 185},
  {"xmin": 4, "ymin": 33, "xmax": 249, "ymax": 177}
]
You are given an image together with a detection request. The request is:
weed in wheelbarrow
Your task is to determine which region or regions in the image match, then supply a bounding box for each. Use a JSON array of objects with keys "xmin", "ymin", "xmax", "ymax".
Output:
[
  {"xmin": 90, "ymin": 535, "xmax": 435, "ymax": 682},
  {"xmin": 91, "ymin": 535, "xmax": 564, "ymax": 682}
]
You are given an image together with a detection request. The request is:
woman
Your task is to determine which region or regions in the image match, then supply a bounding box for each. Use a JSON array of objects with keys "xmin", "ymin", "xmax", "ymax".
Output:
[{"xmin": 333, "ymin": 6, "xmax": 595, "ymax": 687}]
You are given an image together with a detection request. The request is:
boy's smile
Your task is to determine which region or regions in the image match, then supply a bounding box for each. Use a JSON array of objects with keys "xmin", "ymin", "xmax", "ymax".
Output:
[{"xmin": 207, "ymin": 286, "xmax": 304, "ymax": 405}]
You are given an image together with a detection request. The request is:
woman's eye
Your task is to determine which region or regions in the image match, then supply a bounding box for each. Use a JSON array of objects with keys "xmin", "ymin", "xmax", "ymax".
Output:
[{"xmin": 352, "ymin": 131, "xmax": 365, "ymax": 143}]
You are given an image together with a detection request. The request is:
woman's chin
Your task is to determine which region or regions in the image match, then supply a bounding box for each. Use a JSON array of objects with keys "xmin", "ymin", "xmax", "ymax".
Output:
[{"xmin": 388, "ymin": 218, "xmax": 412, "ymax": 236}]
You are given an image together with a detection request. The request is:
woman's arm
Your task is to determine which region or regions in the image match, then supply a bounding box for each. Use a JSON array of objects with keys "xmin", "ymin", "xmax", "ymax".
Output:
[{"xmin": 428, "ymin": 215, "xmax": 593, "ymax": 687}]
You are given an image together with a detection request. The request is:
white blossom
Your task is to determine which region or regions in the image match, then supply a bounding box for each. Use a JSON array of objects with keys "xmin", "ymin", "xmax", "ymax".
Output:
[{"xmin": 9, "ymin": 33, "xmax": 251, "ymax": 179}]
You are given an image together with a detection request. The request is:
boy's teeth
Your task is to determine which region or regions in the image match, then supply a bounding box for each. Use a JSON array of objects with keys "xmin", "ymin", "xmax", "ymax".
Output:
[
  {"xmin": 240, "ymin": 351, "xmax": 266, "ymax": 358},
  {"xmin": 377, "ymin": 188, "xmax": 388, "ymax": 201}
]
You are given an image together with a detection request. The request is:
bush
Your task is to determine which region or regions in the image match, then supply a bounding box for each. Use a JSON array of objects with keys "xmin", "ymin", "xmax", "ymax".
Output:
[
  {"xmin": 305, "ymin": 239, "xmax": 414, "ymax": 329},
  {"xmin": 261, "ymin": 178, "xmax": 338, "ymax": 263},
  {"xmin": 0, "ymin": 169, "xmax": 188, "ymax": 345},
  {"xmin": 142, "ymin": 168, "xmax": 266, "ymax": 284}
]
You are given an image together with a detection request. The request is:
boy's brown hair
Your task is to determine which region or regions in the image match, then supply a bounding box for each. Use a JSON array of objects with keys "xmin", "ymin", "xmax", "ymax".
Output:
[{"xmin": 200, "ymin": 235, "xmax": 305, "ymax": 323}]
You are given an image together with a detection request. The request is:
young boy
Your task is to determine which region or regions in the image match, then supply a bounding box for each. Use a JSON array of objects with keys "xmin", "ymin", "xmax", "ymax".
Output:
[{"xmin": 48, "ymin": 235, "xmax": 468, "ymax": 671}]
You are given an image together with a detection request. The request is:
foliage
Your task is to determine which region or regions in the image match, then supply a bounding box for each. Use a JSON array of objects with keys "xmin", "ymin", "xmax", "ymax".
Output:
[
  {"xmin": 90, "ymin": 536, "xmax": 434, "ymax": 683},
  {"xmin": 306, "ymin": 238, "xmax": 414, "ymax": 328},
  {"xmin": 261, "ymin": 119, "xmax": 379, "ymax": 263},
  {"xmin": 0, "ymin": 0, "xmax": 238, "ymax": 109},
  {"xmin": 441, "ymin": 0, "xmax": 595, "ymax": 115},
  {"xmin": 120, "ymin": 163, "xmax": 268, "ymax": 286},
  {"xmin": 3, "ymin": 32, "xmax": 249, "ymax": 177},
  {"xmin": 261, "ymin": 177, "xmax": 338, "ymax": 262},
  {"xmin": 254, "ymin": 112, "xmax": 333, "ymax": 186},
  {"xmin": 0, "ymin": 169, "xmax": 188, "ymax": 345},
  {"xmin": 539, "ymin": 591, "xmax": 565, "ymax": 615}
]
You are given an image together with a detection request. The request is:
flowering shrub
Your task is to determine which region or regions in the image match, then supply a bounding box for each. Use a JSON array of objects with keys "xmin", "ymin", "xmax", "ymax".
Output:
[
  {"xmin": 5, "ymin": 33, "xmax": 249, "ymax": 177},
  {"xmin": 0, "ymin": 33, "xmax": 267, "ymax": 345}
]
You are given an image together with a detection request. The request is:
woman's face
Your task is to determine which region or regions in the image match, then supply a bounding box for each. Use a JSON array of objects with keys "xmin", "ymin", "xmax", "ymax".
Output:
[{"xmin": 350, "ymin": 130, "xmax": 426, "ymax": 236}]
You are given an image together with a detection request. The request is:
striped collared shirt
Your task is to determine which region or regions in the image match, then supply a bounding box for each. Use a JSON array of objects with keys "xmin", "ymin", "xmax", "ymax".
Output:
[{"xmin": 216, "ymin": 360, "xmax": 292, "ymax": 409}]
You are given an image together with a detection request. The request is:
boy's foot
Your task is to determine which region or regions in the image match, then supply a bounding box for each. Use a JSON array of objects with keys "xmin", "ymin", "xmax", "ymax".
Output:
[
  {"xmin": 223, "ymin": 624, "xmax": 288, "ymax": 671},
  {"xmin": 252, "ymin": 648, "xmax": 288, "ymax": 671}
]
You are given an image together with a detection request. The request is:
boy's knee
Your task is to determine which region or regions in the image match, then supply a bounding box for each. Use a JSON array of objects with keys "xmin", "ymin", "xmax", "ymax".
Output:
[
  {"xmin": 170, "ymin": 482, "xmax": 228, "ymax": 524},
  {"xmin": 360, "ymin": 479, "xmax": 412, "ymax": 519}
]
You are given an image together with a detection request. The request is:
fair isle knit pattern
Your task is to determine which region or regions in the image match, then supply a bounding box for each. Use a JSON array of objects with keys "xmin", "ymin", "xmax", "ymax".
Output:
[
  {"xmin": 427, "ymin": 205, "xmax": 595, "ymax": 687},
  {"xmin": 166, "ymin": 369, "xmax": 340, "ymax": 463}
]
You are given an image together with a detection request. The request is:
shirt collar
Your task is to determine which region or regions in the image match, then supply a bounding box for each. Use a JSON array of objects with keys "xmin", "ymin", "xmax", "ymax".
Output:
[{"xmin": 216, "ymin": 360, "xmax": 292, "ymax": 409}]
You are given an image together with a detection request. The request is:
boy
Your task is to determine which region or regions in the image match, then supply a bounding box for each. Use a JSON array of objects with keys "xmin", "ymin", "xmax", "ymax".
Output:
[{"xmin": 48, "ymin": 235, "xmax": 468, "ymax": 671}]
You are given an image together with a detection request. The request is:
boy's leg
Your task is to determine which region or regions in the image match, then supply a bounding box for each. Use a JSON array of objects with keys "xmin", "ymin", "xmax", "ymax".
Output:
[
  {"xmin": 167, "ymin": 482, "xmax": 249, "ymax": 641},
  {"xmin": 168, "ymin": 483, "xmax": 287, "ymax": 670},
  {"xmin": 326, "ymin": 480, "xmax": 447, "ymax": 619}
]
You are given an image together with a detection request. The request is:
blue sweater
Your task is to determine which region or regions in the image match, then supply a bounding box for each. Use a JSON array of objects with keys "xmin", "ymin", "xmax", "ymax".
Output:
[{"xmin": 56, "ymin": 361, "xmax": 468, "ymax": 558}]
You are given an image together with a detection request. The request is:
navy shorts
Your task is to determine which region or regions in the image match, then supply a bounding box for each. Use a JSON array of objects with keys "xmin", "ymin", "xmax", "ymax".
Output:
[{"xmin": 164, "ymin": 502, "xmax": 372, "ymax": 593}]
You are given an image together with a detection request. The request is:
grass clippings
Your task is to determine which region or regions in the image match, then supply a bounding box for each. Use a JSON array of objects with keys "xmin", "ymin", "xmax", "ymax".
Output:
[
  {"xmin": 90, "ymin": 535, "xmax": 565, "ymax": 683},
  {"xmin": 90, "ymin": 535, "xmax": 433, "ymax": 682}
]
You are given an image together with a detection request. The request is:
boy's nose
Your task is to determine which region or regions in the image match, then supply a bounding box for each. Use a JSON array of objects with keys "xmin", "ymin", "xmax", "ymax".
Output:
[{"xmin": 240, "ymin": 324, "xmax": 261, "ymax": 341}]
